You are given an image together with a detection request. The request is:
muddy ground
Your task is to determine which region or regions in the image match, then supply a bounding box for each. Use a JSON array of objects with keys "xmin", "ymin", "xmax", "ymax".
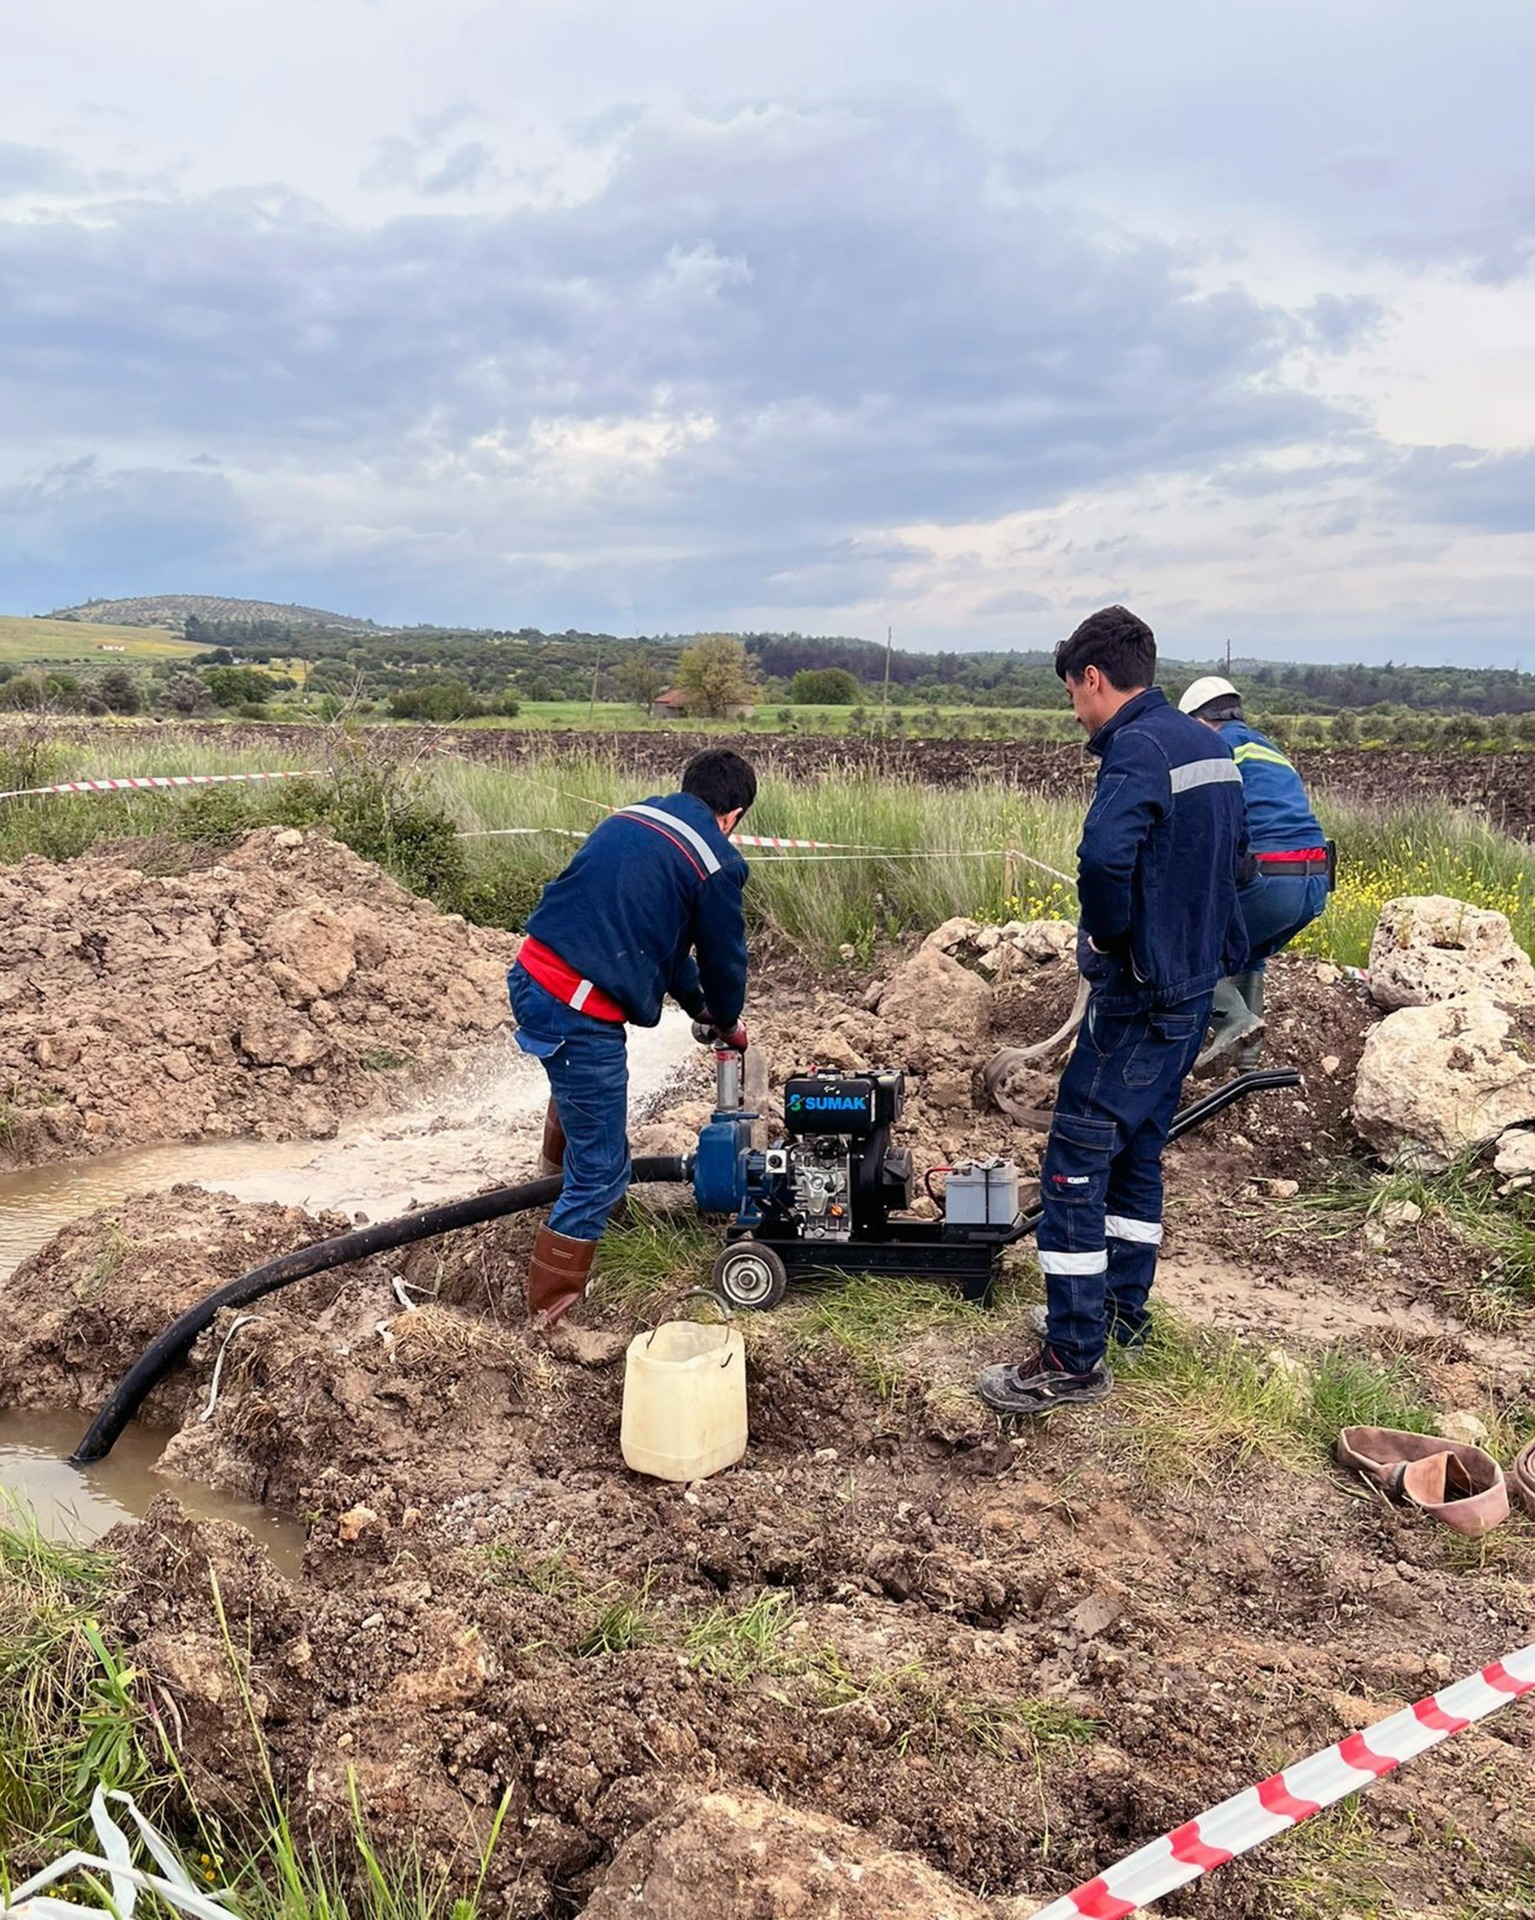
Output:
[
  {"xmin": 3, "ymin": 925, "xmax": 1533, "ymax": 1917},
  {"xmin": 0, "ymin": 826, "xmax": 516, "ymax": 1166}
]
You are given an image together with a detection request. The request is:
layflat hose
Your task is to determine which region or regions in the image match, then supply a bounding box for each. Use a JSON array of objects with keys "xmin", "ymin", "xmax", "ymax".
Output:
[{"xmin": 71, "ymin": 1153, "xmax": 690, "ymax": 1465}]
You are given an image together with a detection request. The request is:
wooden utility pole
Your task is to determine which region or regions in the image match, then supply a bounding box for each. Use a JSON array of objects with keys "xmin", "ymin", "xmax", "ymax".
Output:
[
  {"xmin": 588, "ymin": 647, "xmax": 601, "ymax": 722},
  {"xmin": 882, "ymin": 625, "xmax": 893, "ymax": 728}
]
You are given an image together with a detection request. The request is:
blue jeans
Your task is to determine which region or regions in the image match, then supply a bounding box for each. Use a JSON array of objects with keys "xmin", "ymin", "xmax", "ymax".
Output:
[
  {"xmin": 1238, "ymin": 872, "xmax": 1329, "ymax": 969},
  {"xmin": 1036, "ymin": 991, "xmax": 1211, "ymax": 1373},
  {"xmin": 508, "ymin": 968, "xmax": 630, "ymax": 1242}
]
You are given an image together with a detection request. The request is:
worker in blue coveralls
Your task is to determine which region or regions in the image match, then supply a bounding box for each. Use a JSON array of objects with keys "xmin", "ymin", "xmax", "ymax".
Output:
[
  {"xmin": 975, "ymin": 608, "xmax": 1249, "ymax": 1416},
  {"xmin": 508, "ymin": 749, "xmax": 756, "ymax": 1330},
  {"xmin": 1176, "ymin": 675, "xmax": 1332, "ymax": 1076}
]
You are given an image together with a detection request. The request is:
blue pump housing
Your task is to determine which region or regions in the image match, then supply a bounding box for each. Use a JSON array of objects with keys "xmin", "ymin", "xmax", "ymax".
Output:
[{"xmin": 691, "ymin": 1109, "xmax": 757, "ymax": 1217}]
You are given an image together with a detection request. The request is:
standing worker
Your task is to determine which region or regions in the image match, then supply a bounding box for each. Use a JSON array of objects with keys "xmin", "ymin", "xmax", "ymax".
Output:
[
  {"xmin": 509, "ymin": 749, "xmax": 757, "ymax": 1330},
  {"xmin": 975, "ymin": 608, "xmax": 1249, "ymax": 1416},
  {"xmin": 1177, "ymin": 676, "xmax": 1332, "ymax": 1075}
]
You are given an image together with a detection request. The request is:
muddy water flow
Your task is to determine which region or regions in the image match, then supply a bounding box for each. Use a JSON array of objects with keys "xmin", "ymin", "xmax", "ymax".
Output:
[
  {"xmin": 0, "ymin": 1011, "xmax": 698, "ymax": 1572},
  {"xmin": 0, "ymin": 1011, "xmax": 699, "ymax": 1282},
  {"xmin": 0, "ymin": 1409, "xmax": 306, "ymax": 1575}
]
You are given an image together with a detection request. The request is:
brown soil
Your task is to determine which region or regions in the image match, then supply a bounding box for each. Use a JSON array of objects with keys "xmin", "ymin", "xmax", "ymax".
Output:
[
  {"xmin": 0, "ymin": 826, "xmax": 516, "ymax": 1167},
  {"xmin": 5, "ymin": 928, "xmax": 1534, "ymax": 1916}
]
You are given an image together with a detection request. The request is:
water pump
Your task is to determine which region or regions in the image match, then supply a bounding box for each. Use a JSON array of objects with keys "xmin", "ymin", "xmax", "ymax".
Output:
[
  {"xmin": 686, "ymin": 1042, "xmax": 1304, "ymax": 1312},
  {"xmin": 689, "ymin": 1048, "xmax": 1022, "ymax": 1310}
]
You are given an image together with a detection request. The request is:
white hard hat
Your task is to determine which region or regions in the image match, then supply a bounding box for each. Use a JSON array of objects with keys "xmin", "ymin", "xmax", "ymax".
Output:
[{"xmin": 1178, "ymin": 674, "xmax": 1239, "ymax": 716}]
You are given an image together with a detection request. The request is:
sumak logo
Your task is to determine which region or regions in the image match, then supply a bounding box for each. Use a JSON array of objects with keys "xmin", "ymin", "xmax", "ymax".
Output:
[{"xmin": 803, "ymin": 1096, "xmax": 867, "ymax": 1112}]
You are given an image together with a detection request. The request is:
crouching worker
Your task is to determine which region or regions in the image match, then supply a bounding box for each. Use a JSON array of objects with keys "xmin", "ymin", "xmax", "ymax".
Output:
[
  {"xmin": 508, "ymin": 749, "xmax": 756, "ymax": 1330},
  {"xmin": 976, "ymin": 608, "xmax": 1248, "ymax": 1416},
  {"xmin": 1177, "ymin": 676, "xmax": 1331, "ymax": 1075}
]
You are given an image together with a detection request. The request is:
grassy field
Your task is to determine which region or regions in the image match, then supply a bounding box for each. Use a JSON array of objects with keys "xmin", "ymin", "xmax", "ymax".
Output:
[
  {"xmin": 1, "ymin": 731, "xmax": 1533, "ymax": 967},
  {"xmin": 0, "ymin": 615, "xmax": 194, "ymax": 663}
]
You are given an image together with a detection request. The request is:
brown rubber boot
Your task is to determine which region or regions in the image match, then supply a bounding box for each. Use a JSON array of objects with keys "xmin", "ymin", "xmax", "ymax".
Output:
[
  {"xmin": 526, "ymin": 1224, "xmax": 598, "ymax": 1331},
  {"xmin": 537, "ymin": 1100, "xmax": 566, "ymax": 1178}
]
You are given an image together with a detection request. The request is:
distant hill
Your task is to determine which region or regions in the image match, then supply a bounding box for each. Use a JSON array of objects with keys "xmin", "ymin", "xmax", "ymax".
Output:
[{"xmin": 49, "ymin": 594, "xmax": 383, "ymax": 635}]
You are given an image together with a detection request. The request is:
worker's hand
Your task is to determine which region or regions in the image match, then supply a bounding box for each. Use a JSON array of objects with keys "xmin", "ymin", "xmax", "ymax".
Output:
[{"xmin": 692, "ymin": 1014, "xmax": 748, "ymax": 1050}]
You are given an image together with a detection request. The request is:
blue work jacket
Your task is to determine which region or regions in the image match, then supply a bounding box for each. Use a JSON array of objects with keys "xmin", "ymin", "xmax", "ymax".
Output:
[
  {"xmin": 1216, "ymin": 721, "xmax": 1325, "ymax": 853},
  {"xmin": 1076, "ymin": 689, "xmax": 1250, "ymax": 1011},
  {"xmin": 522, "ymin": 793, "xmax": 749, "ymax": 1028}
]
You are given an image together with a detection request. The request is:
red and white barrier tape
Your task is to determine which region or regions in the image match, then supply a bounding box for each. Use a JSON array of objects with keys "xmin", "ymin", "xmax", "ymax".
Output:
[
  {"xmin": 0, "ymin": 770, "xmax": 317, "ymax": 803},
  {"xmin": 1030, "ymin": 1642, "xmax": 1535, "ymax": 1919}
]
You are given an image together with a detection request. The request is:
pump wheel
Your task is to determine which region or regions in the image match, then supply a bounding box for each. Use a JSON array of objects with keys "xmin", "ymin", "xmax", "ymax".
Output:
[{"xmin": 712, "ymin": 1240, "xmax": 789, "ymax": 1311}]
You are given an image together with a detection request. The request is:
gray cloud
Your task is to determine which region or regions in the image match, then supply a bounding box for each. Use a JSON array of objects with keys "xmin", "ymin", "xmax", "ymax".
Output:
[
  {"xmin": 1390, "ymin": 445, "xmax": 1535, "ymax": 534},
  {"xmin": 0, "ymin": 95, "xmax": 1511, "ymax": 632}
]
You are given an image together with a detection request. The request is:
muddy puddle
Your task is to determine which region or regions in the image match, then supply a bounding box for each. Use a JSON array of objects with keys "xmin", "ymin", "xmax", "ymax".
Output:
[
  {"xmin": 0, "ymin": 1409, "xmax": 305, "ymax": 1575},
  {"xmin": 0, "ymin": 1010, "xmax": 698, "ymax": 1282}
]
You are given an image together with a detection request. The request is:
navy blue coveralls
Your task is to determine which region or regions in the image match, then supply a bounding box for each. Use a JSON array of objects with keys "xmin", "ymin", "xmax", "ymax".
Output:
[{"xmin": 1039, "ymin": 690, "xmax": 1249, "ymax": 1373}]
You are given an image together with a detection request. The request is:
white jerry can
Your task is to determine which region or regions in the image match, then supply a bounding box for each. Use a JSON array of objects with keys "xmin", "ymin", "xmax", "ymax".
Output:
[{"xmin": 621, "ymin": 1291, "xmax": 747, "ymax": 1482}]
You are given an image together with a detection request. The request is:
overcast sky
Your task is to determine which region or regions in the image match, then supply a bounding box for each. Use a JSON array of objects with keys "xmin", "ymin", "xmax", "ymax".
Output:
[{"xmin": 1, "ymin": 1, "xmax": 1532, "ymax": 665}]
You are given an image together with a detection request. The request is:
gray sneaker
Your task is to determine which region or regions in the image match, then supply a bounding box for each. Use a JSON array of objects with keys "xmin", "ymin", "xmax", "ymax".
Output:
[{"xmin": 974, "ymin": 1348, "xmax": 1113, "ymax": 1416}]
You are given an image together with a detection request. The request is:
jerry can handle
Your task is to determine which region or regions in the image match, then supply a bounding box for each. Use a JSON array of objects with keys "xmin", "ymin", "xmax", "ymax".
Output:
[{"xmin": 645, "ymin": 1287, "xmax": 736, "ymax": 1364}]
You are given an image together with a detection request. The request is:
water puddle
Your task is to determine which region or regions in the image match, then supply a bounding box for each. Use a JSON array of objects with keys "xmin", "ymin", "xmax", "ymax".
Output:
[
  {"xmin": 0, "ymin": 1409, "xmax": 306, "ymax": 1577},
  {"xmin": 0, "ymin": 1010, "xmax": 698, "ymax": 1283}
]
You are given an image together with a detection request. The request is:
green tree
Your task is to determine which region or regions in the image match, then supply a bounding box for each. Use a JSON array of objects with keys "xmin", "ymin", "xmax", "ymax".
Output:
[
  {"xmin": 790, "ymin": 667, "xmax": 860, "ymax": 705},
  {"xmin": 1330, "ymin": 708, "xmax": 1359, "ymax": 747},
  {"xmin": 157, "ymin": 672, "xmax": 214, "ymax": 716},
  {"xmin": 93, "ymin": 665, "xmax": 143, "ymax": 714},
  {"xmin": 675, "ymin": 636, "xmax": 757, "ymax": 717},
  {"xmin": 616, "ymin": 652, "xmax": 668, "ymax": 711}
]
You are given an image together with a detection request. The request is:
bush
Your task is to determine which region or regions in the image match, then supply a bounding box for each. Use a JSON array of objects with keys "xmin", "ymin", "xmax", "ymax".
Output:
[{"xmin": 790, "ymin": 668, "xmax": 860, "ymax": 705}]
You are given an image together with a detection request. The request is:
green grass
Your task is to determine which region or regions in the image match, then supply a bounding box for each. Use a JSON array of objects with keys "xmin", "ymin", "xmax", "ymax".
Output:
[
  {"xmin": 1105, "ymin": 1309, "xmax": 1438, "ymax": 1487},
  {"xmin": 3, "ymin": 732, "xmax": 1534, "ymax": 971},
  {"xmin": 0, "ymin": 614, "xmax": 196, "ymax": 663},
  {"xmin": 586, "ymin": 1203, "xmax": 720, "ymax": 1314},
  {"xmin": 778, "ymin": 1273, "xmax": 989, "ymax": 1398},
  {"xmin": 0, "ymin": 1510, "xmax": 157, "ymax": 1865},
  {"xmin": 1269, "ymin": 1796, "xmax": 1395, "ymax": 1917},
  {"xmin": 1297, "ymin": 795, "xmax": 1535, "ymax": 968},
  {"xmin": 1273, "ymin": 1158, "xmax": 1535, "ymax": 1325}
]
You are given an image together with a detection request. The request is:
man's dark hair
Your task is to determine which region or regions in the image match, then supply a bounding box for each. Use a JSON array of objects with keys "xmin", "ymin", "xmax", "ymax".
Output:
[
  {"xmin": 1194, "ymin": 694, "xmax": 1244, "ymax": 724},
  {"xmin": 682, "ymin": 747, "xmax": 757, "ymax": 817},
  {"xmin": 1054, "ymin": 606, "xmax": 1156, "ymax": 691}
]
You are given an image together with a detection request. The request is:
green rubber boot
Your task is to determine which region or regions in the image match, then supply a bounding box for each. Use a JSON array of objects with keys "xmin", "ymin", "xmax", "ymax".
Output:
[
  {"xmin": 1232, "ymin": 969, "xmax": 1266, "ymax": 1073},
  {"xmin": 1192, "ymin": 977, "xmax": 1265, "ymax": 1078}
]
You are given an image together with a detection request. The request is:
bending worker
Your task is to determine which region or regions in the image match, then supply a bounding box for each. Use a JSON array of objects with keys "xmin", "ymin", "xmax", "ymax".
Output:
[
  {"xmin": 508, "ymin": 749, "xmax": 756, "ymax": 1330},
  {"xmin": 1177, "ymin": 676, "xmax": 1331, "ymax": 1074},
  {"xmin": 976, "ymin": 608, "xmax": 1248, "ymax": 1417}
]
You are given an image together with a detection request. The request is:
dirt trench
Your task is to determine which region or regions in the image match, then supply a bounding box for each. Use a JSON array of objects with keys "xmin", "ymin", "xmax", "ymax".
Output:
[{"xmin": 3, "ymin": 931, "xmax": 1534, "ymax": 1917}]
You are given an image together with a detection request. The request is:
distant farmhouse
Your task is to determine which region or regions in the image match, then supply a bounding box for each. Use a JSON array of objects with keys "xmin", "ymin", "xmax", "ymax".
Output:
[
  {"xmin": 649, "ymin": 687, "xmax": 756, "ymax": 721},
  {"xmin": 96, "ymin": 643, "xmax": 126, "ymax": 652}
]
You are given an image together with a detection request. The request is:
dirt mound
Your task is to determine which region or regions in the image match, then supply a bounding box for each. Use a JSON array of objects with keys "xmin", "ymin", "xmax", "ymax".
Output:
[
  {"xmin": 0, "ymin": 1185, "xmax": 357, "ymax": 1420},
  {"xmin": 0, "ymin": 827, "xmax": 516, "ymax": 1166}
]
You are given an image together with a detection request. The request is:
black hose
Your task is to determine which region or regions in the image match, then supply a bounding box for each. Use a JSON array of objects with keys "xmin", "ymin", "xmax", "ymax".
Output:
[{"xmin": 70, "ymin": 1153, "xmax": 690, "ymax": 1465}]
